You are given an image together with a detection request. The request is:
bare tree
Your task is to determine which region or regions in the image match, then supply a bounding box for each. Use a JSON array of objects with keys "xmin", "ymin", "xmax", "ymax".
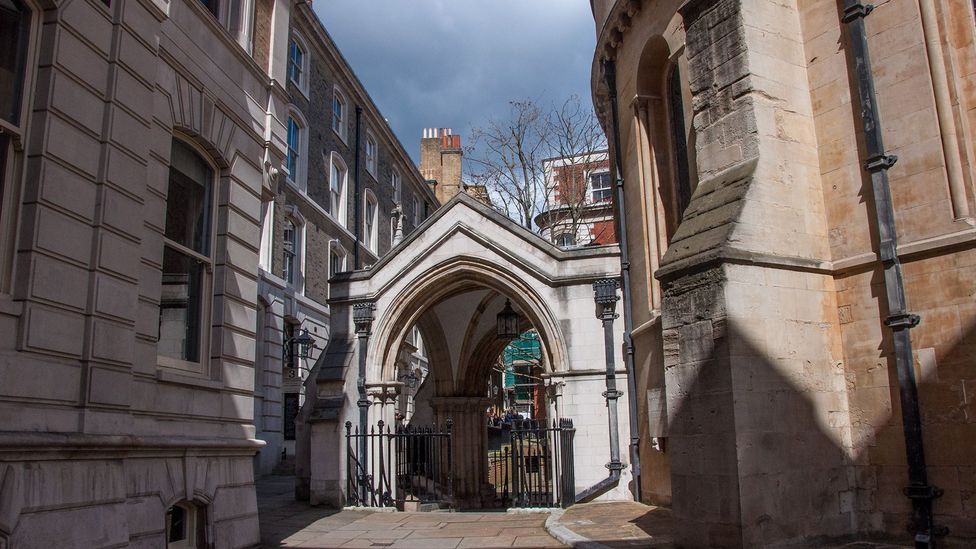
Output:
[
  {"xmin": 540, "ymin": 96, "xmax": 609, "ymax": 244},
  {"xmin": 466, "ymin": 100, "xmax": 548, "ymax": 229},
  {"xmin": 466, "ymin": 96, "xmax": 608, "ymax": 241}
]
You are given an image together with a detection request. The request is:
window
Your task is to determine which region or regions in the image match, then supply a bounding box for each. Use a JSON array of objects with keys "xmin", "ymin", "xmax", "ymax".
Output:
[
  {"xmin": 556, "ymin": 232, "xmax": 576, "ymax": 248},
  {"xmin": 669, "ymin": 65, "xmax": 692, "ymax": 223},
  {"xmin": 413, "ymin": 198, "xmax": 422, "ymax": 226},
  {"xmin": 286, "ymin": 114, "xmax": 306, "ymax": 189},
  {"xmin": 166, "ymin": 502, "xmax": 205, "ymax": 548},
  {"xmin": 287, "ymin": 37, "xmax": 306, "ymax": 90},
  {"xmin": 590, "ymin": 171, "xmax": 612, "ymax": 203},
  {"xmin": 332, "ymin": 89, "xmax": 346, "ymax": 140},
  {"xmin": 364, "ymin": 191, "xmax": 378, "ymax": 252},
  {"xmin": 194, "ymin": 0, "xmax": 253, "ymax": 52},
  {"xmin": 329, "ymin": 154, "xmax": 347, "ymax": 225},
  {"xmin": 329, "ymin": 246, "xmax": 346, "ymax": 276},
  {"xmin": 282, "ymin": 219, "xmax": 296, "ymax": 284},
  {"xmin": 391, "ymin": 170, "xmax": 402, "ymax": 204},
  {"xmin": 365, "ymin": 133, "xmax": 377, "ymax": 176},
  {"xmin": 0, "ymin": 0, "xmax": 32, "ymax": 294},
  {"xmin": 159, "ymin": 140, "xmax": 214, "ymax": 371}
]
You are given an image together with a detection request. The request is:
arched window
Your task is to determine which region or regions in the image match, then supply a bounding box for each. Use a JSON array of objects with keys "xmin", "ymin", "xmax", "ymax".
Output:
[
  {"xmin": 158, "ymin": 139, "xmax": 215, "ymax": 372},
  {"xmin": 329, "ymin": 153, "xmax": 347, "ymax": 226},
  {"xmin": 287, "ymin": 34, "xmax": 309, "ymax": 95},
  {"xmin": 286, "ymin": 110, "xmax": 307, "ymax": 190},
  {"xmin": 364, "ymin": 190, "xmax": 378, "ymax": 252},
  {"xmin": 280, "ymin": 205, "xmax": 305, "ymax": 291},
  {"xmin": 365, "ymin": 131, "xmax": 378, "ymax": 177},
  {"xmin": 166, "ymin": 501, "xmax": 205, "ymax": 548},
  {"xmin": 668, "ymin": 65, "xmax": 693, "ymax": 223},
  {"xmin": 0, "ymin": 0, "xmax": 33, "ymax": 294},
  {"xmin": 332, "ymin": 88, "xmax": 347, "ymax": 141},
  {"xmin": 391, "ymin": 169, "xmax": 402, "ymax": 204},
  {"xmin": 556, "ymin": 232, "xmax": 576, "ymax": 248},
  {"xmin": 282, "ymin": 219, "xmax": 296, "ymax": 284}
]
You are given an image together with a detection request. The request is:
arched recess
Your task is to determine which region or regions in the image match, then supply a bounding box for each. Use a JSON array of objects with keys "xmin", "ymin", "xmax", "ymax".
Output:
[
  {"xmin": 635, "ymin": 23, "xmax": 697, "ymax": 241},
  {"xmin": 366, "ymin": 256, "xmax": 568, "ymax": 391}
]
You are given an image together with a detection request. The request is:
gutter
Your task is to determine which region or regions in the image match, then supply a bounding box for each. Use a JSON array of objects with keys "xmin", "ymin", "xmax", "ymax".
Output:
[
  {"xmin": 601, "ymin": 58, "xmax": 642, "ymax": 501},
  {"xmin": 841, "ymin": 2, "xmax": 944, "ymax": 545}
]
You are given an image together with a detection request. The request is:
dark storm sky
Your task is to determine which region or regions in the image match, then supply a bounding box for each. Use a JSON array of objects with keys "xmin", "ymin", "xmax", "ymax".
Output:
[{"xmin": 313, "ymin": 0, "xmax": 598, "ymax": 164}]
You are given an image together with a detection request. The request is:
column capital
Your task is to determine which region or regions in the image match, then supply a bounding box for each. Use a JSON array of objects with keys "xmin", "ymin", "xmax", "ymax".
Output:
[{"xmin": 353, "ymin": 302, "xmax": 376, "ymax": 335}]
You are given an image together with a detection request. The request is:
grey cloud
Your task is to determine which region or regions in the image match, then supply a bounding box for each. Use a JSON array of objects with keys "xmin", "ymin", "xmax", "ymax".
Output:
[{"xmin": 314, "ymin": 0, "xmax": 597, "ymax": 163}]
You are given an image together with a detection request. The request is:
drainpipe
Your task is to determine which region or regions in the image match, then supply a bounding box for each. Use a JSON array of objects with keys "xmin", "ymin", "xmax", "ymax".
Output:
[
  {"xmin": 353, "ymin": 106, "xmax": 363, "ymax": 269},
  {"xmin": 841, "ymin": 3, "xmax": 944, "ymax": 546},
  {"xmin": 575, "ymin": 279, "xmax": 624, "ymax": 503},
  {"xmin": 602, "ymin": 58, "xmax": 642, "ymax": 501}
]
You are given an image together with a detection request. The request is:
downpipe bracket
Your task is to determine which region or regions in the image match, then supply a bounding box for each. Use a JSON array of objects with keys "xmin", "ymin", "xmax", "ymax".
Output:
[
  {"xmin": 866, "ymin": 153, "xmax": 898, "ymax": 172},
  {"xmin": 842, "ymin": 2, "xmax": 874, "ymax": 22},
  {"xmin": 885, "ymin": 313, "xmax": 921, "ymax": 330}
]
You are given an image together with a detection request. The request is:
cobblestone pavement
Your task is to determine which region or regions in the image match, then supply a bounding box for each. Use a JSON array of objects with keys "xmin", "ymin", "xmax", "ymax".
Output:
[{"xmin": 257, "ymin": 476, "xmax": 565, "ymax": 548}]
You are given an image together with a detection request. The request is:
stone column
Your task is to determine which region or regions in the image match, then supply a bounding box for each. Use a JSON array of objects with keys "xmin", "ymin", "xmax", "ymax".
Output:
[{"xmin": 431, "ymin": 396, "xmax": 492, "ymax": 509}]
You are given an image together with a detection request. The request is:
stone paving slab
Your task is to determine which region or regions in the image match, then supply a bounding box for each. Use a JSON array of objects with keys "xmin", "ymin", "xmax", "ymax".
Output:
[{"xmin": 258, "ymin": 475, "xmax": 567, "ymax": 549}]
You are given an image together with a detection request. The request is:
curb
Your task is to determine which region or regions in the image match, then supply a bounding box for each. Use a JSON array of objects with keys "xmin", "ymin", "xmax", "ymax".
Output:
[{"xmin": 544, "ymin": 509, "xmax": 614, "ymax": 549}]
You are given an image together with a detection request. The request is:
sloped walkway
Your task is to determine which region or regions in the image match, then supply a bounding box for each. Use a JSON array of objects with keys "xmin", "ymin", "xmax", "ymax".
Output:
[
  {"xmin": 257, "ymin": 475, "xmax": 565, "ymax": 548},
  {"xmin": 544, "ymin": 501, "xmax": 673, "ymax": 548}
]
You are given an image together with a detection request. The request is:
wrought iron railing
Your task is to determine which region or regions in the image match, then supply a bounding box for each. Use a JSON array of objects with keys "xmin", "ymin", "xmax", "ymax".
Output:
[
  {"xmin": 345, "ymin": 420, "xmax": 454, "ymax": 509},
  {"xmin": 488, "ymin": 418, "xmax": 576, "ymax": 508}
]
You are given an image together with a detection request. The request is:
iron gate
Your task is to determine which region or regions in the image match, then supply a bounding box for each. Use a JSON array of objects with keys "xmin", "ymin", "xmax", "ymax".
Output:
[
  {"xmin": 345, "ymin": 420, "xmax": 454, "ymax": 508},
  {"xmin": 488, "ymin": 418, "xmax": 576, "ymax": 508}
]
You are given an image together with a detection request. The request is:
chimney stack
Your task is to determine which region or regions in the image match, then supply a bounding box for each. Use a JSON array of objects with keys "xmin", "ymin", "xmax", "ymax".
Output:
[{"xmin": 419, "ymin": 127, "xmax": 463, "ymax": 205}]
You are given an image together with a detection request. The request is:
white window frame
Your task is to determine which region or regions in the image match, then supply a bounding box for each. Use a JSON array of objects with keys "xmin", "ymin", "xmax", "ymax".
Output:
[
  {"xmin": 193, "ymin": 0, "xmax": 254, "ymax": 54},
  {"xmin": 328, "ymin": 242, "xmax": 347, "ymax": 298},
  {"xmin": 391, "ymin": 169, "xmax": 401, "ymax": 205},
  {"xmin": 281, "ymin": 205, "xmax": 306, "ymax": 293},
  {"xmin": 332, "ymin": 87, "xmax": 347, "ymax": 142},
  {"xmin": 328, "ymin": 152, "xmax": 348, "ymax": 227},
  {"xmin": 158, "ymin": 138, "xmax": 218, "ymax": 375},
  {"xmin": 365, "ymin": 131, "xmax": 378, "ymax": 178},
  {"xmin": 285, "ymin": 108, "xmax": 308, "ymax": 191},
  {"xmin": 287, "ymin": 33, "xmax": 310, "ymax": 97},
  {"xmin": 258, "ymin": 199, "xmax": 274, "ymax": 271},
  {"xmin": 0, "ymin": 0, "xmax": 38, "ymax": 296},
  {"xmin": 589, "ymin": 169, "xmax": 612, "ymax": 203},
  {"xmin": 166, "ymin": 501, "xmax": 202, "ymax": 549},
  {"xmin": 364, "ymin": 190, "xmax": 378, "ymax": 252}
]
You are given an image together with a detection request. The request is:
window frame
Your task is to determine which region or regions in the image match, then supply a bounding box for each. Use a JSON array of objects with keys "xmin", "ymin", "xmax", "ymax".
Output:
[
  {"xmin": 365, "ymin": 131, "xmax": 378, "ymax": 177},
  {"xmin": 364, "ymin": 189, "xmax": 378, "ymax": 252},
  {"xmin": 332, "ymin": 87, "xmax": 347, "ymax": 142},
  {"xmin": 157, "ymin": 137, "xmax": 219, "ymax": 375},
  {"xmin": 328, "ymin": 152, "xmax": 348, "ymax": 227},
  {"xmin": 0, "ymin": 0, "xmax": 38, "ymax": 297},
  {"xmin": 589, "ymin": 170, "xmax": 613, "ymax": 203},
  {"xmin": 391, "ymin": 169, "xmax": 402, "ymax": 204},
  {"xmin": 287, "ymin": 33, "xmax": 310, "ymax": 96},
  {"xmin": 281, "ymin": 205, "xmax": 306, "ymax": 292},
  {"xmin": 328, "ymin": 242, "xmax": 347, "ymax": 298},
  {"xmin": 285, "ymin": 109, "xmax": 308, "ymax": 191}
]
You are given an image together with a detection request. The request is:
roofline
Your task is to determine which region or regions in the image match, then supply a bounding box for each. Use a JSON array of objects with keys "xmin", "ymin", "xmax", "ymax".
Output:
[
  {"xmin": 292, "ymin": 2, "xmax": 438, "ymax": 205},
  {"xmin": 333, "ymin": 191, "xmax": 620, "ymax": 283}
]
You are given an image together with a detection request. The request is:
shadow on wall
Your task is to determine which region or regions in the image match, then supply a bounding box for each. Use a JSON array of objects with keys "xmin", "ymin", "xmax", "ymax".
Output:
[
  {"xmin": 664, "ymin": 279, "xmax": 976, "ymax": 547},
  {"xmin": 667, "ymin": 318, "xmax": 855, "ymax": 547}
]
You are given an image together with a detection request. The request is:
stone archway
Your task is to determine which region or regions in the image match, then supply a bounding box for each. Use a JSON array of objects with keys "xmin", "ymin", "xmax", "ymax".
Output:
[{"xmin": 296, "ymin": 193, "xmax": 634, "ymax": 508}]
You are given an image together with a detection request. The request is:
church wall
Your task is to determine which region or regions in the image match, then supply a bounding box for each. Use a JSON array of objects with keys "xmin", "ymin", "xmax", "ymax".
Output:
[{"xmin": 594, "ymin": 0, "xmax": 976, "ymax": 544}]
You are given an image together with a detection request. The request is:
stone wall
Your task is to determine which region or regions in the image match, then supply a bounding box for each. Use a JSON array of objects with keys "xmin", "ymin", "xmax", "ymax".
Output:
[
  {"xmin": 593, "ymin": 0, "xmax": 976, "ymax": 544},
  {"xmin": 0, "ymin": 0, "xmax": 287, "ymax": 543}
]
